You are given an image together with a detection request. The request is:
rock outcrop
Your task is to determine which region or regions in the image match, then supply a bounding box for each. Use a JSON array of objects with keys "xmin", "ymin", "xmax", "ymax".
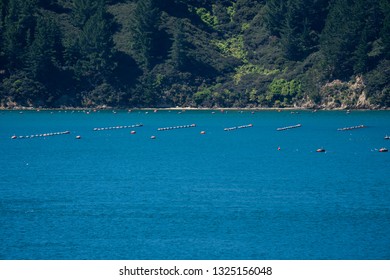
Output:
[{"xmin": 316, "ymin": 75, "xmax": 372, "ymax": 109}]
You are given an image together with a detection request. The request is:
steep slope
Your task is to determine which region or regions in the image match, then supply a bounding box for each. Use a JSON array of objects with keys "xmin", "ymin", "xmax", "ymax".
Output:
[{"xmin": 0, "ymin": 0, "xmax": 389, "ymax": 109}]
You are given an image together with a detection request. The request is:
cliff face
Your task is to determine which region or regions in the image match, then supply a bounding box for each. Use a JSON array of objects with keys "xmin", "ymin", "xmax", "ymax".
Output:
[{"xmin": 315, "ymin": 76, "xmax": 373, "ymax": 109}]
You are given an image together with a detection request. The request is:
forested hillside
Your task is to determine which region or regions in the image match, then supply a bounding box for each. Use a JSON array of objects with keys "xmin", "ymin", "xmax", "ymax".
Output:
[{"xmin": 0, "ymin": 0, "xmax": 389, "ymax": 109}]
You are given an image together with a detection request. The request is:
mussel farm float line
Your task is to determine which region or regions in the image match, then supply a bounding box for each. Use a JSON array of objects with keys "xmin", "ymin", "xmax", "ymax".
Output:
[
  {"xmin": 157, "ymin": 124, "xmax": 196, "ymax": 131},
  {"xmin": 93, "ymin": 124, "xmax": 143, "ymax": 131},
  {"xmin": 337, "ymin": 125, "xmax": 365, "ymax": 131},
  {"xmin": 11, "ymin": 130, "xmax": 70, "ymax": 139},
  {"xmin": 224, "ymin": 124, "xmax": 253, "ymax": 131},
  {"xmin": 276, "ymin": 124, "xmax": 302, "ymax": 131}
]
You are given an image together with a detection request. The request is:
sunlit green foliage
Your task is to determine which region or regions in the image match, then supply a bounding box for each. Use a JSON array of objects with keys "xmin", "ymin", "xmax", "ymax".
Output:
[
  {"xmin": 213, "ymin": 36, "xmax": 247, "ymax": 62},
  {"xmin": 233, "ymin": 64, "xmax": 279, "ymax": 84},
  {"xmin": 195, "ymin": 7, "xmax": 218, "ymax": 27}
]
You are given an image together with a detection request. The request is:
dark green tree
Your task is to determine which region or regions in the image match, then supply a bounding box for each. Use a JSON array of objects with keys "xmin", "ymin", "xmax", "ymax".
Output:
[
  {"xmin": 350, "ymin": 0, "xmax": 384, "ymax": 74},
  {"xmin": 353, "ymin": 27, "xmax": 369, "ymax": 74},
  {"xmin": 279, "ymin": 0, "xmax": 310, "ymax": 60},
  {"xmin": 321, "ymin": 0, "xmax": 384, "ymax": 79},
  {"xmin": 2, "ymin": 0, "xmax": 38, "ymax": 70},
  {"xmin": 72, "ymin": 0, "xmax": 100, "ymax": 28},
  {"xmin": 0, "ymin": 0, "xmax": 7, "ymax": 23},
  {"xmin": 71, "ymin": 0, "xmax": 115, "ymax": 86},
  {"xmin": 320, "ymin": 0, "xmax": 358, "ymax": 79},
  {"xmin": 267, "ymin": 0, "xmax": 329, "ymax": 61},
  {"xmin": 169, "ymin": 19, "xmax": 187, "ymax": 71},
  {"xmin": 130, "ymin": 0, "xmax": 160, "ymax": 71},
  {"xmin": 380, "ymin": 0, "xmax": 390, "ymax": 58},
  {"xmin": 351, "ymin": 0, "xmax": 370, "ymax": 74},
  {"xmin": 28, "ymin": 14, "xmax": 62, "ymax": 82},
  {"xmin": 0, "ymin": 0, "xmax": 8, "ymax": 75},
  {"xmin": 264, "ymin": 0, "xmax": 286, "ymax": 37}
]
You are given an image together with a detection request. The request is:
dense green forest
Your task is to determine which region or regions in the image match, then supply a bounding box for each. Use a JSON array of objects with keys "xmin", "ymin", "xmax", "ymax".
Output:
[{"xmin": 0, "ymin": 0, "xmax": 389, "ymax": 109}]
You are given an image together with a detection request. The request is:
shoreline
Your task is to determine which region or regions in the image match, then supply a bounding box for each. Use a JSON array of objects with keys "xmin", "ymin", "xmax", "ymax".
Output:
[{"xmin": 0, "ymin": 106, "xmax": 388, "ymax": 111}]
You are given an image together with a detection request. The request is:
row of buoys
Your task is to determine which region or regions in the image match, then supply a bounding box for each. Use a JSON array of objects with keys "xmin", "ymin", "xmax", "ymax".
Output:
[
  {"xmin": 277, "ymin": 146, "xmax": 388, "ymax": 153},
  {"xmin": 11, "ymin": 130, "xmax": 70, "ymax": 139},
  {"xmin": 224, "ymin": 124, "xmax": 253, "ymax": 131},
  {"xmin": 316, "ymin": 147, "xmax": 388, "ymax": 153},
  {"xmin": 93, "ymin": 124, "xmax": 143, "ymax": 131},
  {"xmin": 337, "ymin": 124, "xmax": 365, "ymax": 131},
  {"xmin": 9, "ymin": 131, "xmax": 389, "ymax": 151},
  {"xmin": 276, "ymin": 124, "xmax": 302, "ymax": 131},
  {"xmin": 277, "ymin": 146, "xmax": 325, "ymax": 152},
  {"xmin": 157, "ymin": 124, "xmax": 196, "ymax": 131}
]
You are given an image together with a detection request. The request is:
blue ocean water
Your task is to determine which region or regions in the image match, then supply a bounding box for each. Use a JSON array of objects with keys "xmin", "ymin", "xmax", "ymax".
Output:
[{"xmin": 0, "ymin": 109, "xmax": 389, "ymax": 260}]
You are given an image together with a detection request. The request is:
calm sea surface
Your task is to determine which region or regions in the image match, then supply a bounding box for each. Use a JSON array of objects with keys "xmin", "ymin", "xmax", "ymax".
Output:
[{"xmin": 0, "ymin": 109, "xmax": 389, "ymax": 260}]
